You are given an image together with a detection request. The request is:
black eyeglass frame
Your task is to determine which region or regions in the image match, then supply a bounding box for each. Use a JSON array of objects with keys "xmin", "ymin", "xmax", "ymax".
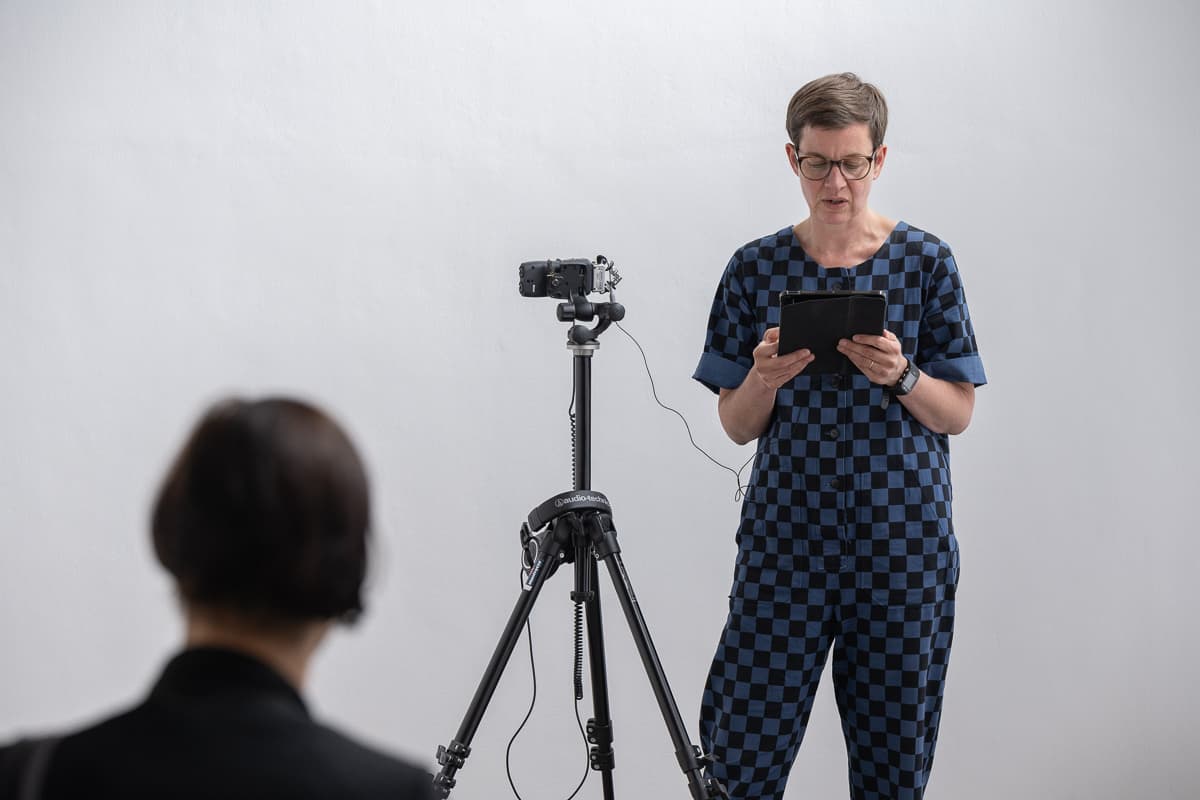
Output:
[{"xmin": 792, "ymin": 148, "xmax": 878, "ymax": 181}]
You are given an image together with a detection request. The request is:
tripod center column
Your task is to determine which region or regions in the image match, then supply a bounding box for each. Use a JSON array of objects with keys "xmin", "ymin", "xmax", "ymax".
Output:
[{"xmin": 568, "ymin": 340, "xmax": 599, "ymax": 491}]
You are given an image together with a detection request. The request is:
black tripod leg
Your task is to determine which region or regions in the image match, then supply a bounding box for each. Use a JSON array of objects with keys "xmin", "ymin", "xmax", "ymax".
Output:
[
  {"xmin": 582, "ymin": 556, "xmax": 617, "ymax": 800},
  {"xmin": 584, "ymin": 514, "xmax": 728, "ymax": 800},
  {"xmin": 432, "ymin": 520, "xmax": 571, "ymax": 798}
]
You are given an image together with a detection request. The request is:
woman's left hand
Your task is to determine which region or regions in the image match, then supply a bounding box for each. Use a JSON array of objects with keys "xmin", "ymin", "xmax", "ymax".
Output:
[{"xmin": 837, "ymin": 329, "xmax": 906, "ymax": 387}]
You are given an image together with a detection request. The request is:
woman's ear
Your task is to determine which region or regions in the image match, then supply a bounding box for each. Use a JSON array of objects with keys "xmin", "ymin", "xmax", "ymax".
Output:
[{"xmin": 872, "ymin": 143, "xmax": 888, "ymax": 177}]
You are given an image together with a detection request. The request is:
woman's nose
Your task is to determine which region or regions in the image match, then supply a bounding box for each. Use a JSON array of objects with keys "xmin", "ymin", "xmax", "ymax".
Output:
[{"xmin": 822, "ymin": 166, "xmax": 848, "ymax": 188}]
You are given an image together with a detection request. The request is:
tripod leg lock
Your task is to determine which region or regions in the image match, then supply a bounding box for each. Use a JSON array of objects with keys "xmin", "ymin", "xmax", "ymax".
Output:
[
  {"xmin": 684, "ymin": 747, "xmax": 730, "ymax": 799},
  {"xmin": 586, "ymin": 717, "xmax": 615, "ymax": 771},
  {"xmin": 432, "ymin": 740, "xmax": 471, "ymax": 798},
  {"xmin": 435, "ymin": 740, "xmax": 470, "ymax": 769},
  {"xmin": 583, "ymin": 511, "xmax": 621, "ymax": 558},
  {"xmin": 704, "ymin": 777, "xmax": 732, "ymax": 799}
]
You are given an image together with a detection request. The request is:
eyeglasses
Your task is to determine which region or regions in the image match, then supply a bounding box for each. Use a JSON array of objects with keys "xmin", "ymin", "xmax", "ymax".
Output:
[{"xmin": 794, "ymin": 149, "xmax": 877, "ymax": 181}]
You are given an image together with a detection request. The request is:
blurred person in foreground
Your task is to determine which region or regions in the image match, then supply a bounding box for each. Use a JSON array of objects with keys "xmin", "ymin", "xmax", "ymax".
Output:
[{"xmin": 0, "ymin": 397, "xmax": 434, "ymax": 800}]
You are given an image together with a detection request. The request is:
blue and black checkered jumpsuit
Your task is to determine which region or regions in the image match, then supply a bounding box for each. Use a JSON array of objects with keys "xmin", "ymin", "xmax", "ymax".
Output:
[{"xmin": 694, "ymin": 223, "xmax": 986, "ymax": 800}]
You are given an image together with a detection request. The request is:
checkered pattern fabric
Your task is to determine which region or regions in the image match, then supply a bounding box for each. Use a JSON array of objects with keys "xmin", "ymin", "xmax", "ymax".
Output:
[{"xmin": 693, "ymin": 223, "xmax": 985, "ymax": 799}]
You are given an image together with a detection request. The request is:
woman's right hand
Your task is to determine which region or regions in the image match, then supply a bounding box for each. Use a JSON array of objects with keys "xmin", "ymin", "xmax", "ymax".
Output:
[
  {"xmin": 749, "ymin": 327, "xmax": 813, "ymax": 390},
  {"xmin": 717, "ymin": 328, "xmax": 813, "ymax": 444}
]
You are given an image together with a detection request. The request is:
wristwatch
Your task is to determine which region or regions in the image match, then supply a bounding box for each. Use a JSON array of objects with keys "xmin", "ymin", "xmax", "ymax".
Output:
[{"xmin": 891, "ymin": 359, "xmax": 919, "ymax": 396}]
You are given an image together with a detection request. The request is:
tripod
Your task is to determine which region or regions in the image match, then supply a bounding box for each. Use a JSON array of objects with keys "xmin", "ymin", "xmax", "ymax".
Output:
[{"xmin": 432, "ymin": 296, "xmax": 727, "ymax": 799}]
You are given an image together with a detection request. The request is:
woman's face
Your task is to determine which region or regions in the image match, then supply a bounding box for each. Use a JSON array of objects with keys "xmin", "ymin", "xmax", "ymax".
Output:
[{"xmin": 787, "ymin": 123, "xmax": 886, "ymax": 228}]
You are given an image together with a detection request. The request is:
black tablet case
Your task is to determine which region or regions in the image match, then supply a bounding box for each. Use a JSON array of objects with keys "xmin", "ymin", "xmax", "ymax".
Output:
[{"xmin": 777, "ymin": 290, "xmax": 886, "ymax": 374}]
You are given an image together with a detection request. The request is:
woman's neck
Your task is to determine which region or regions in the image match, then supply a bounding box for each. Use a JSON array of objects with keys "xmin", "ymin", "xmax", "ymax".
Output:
[
  {"xmin": 184, "ymin": 606, "xmax": 331, "ymax": 690},
  {"xmin": 795, "ymin": 213, "xmax": 895, "ymax": 268}
]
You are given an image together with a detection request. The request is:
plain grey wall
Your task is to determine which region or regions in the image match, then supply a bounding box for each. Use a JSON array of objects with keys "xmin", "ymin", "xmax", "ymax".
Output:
[{"xmin": 2, "ymin": 2, "xmax": 1197, "ymax": 798}]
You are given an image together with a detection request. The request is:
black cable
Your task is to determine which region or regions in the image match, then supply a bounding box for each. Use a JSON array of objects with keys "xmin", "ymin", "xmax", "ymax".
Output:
[
  {"xmin": 572, "ymin": 601, "xmax": 584, "ymax": 701},
  {"xmin": 569, "ymin": 386, "xmax": 577, "ymax": 485},
  {"xmin": 614, "ymin": 321, "xmax": 755, "ymax": 500},
  {"xmin": 564, "ymin": 600, "xmax": 589, "ymax": 800},
  {"xmin": 565, "ymin": 392, "xmax": 590, "ymax": 799},
  {"xmin": 504, "ymin": 583, "xmax": 538, "ymax": 799},
  {"xmin": 503, "ymin": 395, "xmax": 593, "ymax": 800},
  {"xmin": 502, "ymin": 553, "xmax": 591, "ymax": 800},
  {"xmin": 564, "ymin": 690, "xmax": 590, "ymax": 800}
]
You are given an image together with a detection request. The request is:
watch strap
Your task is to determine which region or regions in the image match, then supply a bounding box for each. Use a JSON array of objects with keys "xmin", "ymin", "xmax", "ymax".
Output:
[{"xmin": 891, "ymin": 359, "xmax": 919, "ymax": 396}]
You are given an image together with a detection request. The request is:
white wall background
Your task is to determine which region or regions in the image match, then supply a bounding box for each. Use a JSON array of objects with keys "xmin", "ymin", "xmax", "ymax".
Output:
[{"xmin": 2, "ymin": 1, "xmax": 1197, "ymax": 798}]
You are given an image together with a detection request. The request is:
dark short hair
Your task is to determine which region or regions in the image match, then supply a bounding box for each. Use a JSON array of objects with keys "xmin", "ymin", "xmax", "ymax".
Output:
[
  {"xmin": 152, "ymin": 397, "xmax": 370, "ymax": 623},
  {"xmin": 786, "ymin": 72, "xmax": 888, "ymax": 151}
]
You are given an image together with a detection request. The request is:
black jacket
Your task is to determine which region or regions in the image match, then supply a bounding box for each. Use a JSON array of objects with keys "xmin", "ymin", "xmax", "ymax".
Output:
[{"xmin": 0, "ymin": 648, "xmax": 433, "ymax": 799}]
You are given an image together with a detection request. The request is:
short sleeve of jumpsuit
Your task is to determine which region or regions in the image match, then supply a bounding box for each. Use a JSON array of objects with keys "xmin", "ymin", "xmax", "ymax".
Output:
[{"xmin": 693, "ymin": 223, "xmax": 986, "ymax": 800}]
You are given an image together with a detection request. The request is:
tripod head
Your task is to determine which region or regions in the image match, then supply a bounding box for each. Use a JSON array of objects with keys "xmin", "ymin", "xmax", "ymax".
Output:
[
  {"xmin": 517, "ymin": 255, "xmax": 625, "ymax": 345},
  {"xmin": 560, "ymin": 298, "xmax": 625, "ymax": 345}
]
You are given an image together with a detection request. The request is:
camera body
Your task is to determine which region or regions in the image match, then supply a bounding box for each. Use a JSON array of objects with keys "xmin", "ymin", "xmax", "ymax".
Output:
[{"xmin": 518, "ymin": 257, "xmax": 618, "ymax": 300}]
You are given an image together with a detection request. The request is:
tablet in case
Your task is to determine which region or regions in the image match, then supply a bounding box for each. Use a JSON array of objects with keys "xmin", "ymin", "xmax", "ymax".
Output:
[{"xmin": 777, "ymin": 290, "xmax": 886, "ymax": 375}]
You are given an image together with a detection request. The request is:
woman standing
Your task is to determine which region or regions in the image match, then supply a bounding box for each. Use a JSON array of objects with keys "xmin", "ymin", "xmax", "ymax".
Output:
[{"xmin": 694, "ymin": 73, "xmax": 986, "ymax": 799}]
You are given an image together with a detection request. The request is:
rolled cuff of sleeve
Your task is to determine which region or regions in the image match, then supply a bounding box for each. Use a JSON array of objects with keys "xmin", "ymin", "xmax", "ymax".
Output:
[
  {"xmin": 921, "ymin": 354, "xmax": 987, "ymax": 386},
  {"xmin": 693, "ymin": 353, "xmax": 751, "ymax": 394}
]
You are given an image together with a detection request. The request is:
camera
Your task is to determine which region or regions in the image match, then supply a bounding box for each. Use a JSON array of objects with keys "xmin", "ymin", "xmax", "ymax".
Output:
[{"xmin": 518, "ymin": 256, "xmax": 620, "ymax": 300}]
